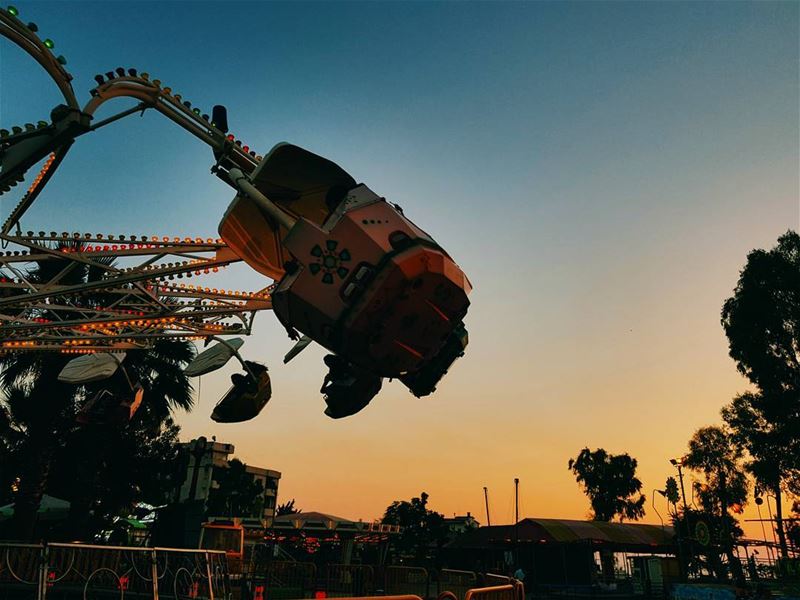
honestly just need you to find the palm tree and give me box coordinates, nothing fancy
[0,401,23,505]
[0,244,196,540]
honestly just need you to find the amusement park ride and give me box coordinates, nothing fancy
[0,7,471,423]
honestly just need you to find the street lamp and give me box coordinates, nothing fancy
[652,489,666,530]
[669,456,689,512]
[669,456,691,581]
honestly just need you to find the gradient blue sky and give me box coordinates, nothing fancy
[1,2,798,528]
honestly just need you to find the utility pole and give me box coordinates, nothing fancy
[483,487,491,526]
[676,463,688,513]
[670,457,691,580]
[514,478,520,569]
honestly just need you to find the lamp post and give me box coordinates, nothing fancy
[670,457,689,513]
[670,457,690,580]
[514,478,519,569]
[652,489,666,530]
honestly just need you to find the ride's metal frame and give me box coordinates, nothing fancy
[0,6,271,353]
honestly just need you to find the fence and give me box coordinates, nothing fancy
[0,542,230,600]
[234,564,523,600]
[464,585,516,600]
[383,567,428,598]
[437,570,478,600]
[239,561,317,600]
[481,576,511,588]
[325,565,375,598]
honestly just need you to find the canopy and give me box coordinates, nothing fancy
[272,511,360,532]
[184,338,244,377]
[58,352,125,384]
[447,518,674,551]
[0,494,71,522]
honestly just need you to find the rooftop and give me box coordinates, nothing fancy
[447,518,674,551]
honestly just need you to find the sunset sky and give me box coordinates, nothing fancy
[1,1,798,537]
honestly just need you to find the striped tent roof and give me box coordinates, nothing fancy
[520,518,673,545]
[447,518,674,550]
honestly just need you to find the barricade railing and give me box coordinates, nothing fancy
[325,564,375,598]
[0,541,231,600]
[514,580,525,600]
[319,596,422,600]
[463,584,516,600]
[383,566,429,598]
[437,569,478,600]
[482,575,512,587]
[241,560,317,600]
[1,542,43,599]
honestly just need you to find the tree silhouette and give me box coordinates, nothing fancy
[722,230,800,409]
[721,231,800,561]
[567,448,646,522]
[383,492,449,564]
[722,392,799,558]
[276,499,301,516]
[683,426,747,584]
[206,459,264,518]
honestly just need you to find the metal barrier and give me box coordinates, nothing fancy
[318,597,422,600]
[240,561,317,600]
[437,570,477,600]
[463,585,516,600]
[482,575,511,587]
[515,580,525,600]
[325,565,375,598]
[383,567,428,598]
[1,543,42,599]
[0,541,231,600]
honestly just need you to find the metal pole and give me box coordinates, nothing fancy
[651,490,665,530]
[756,502,775,564]
[514,478,519,570]
[37,543,47,600]
[672,461,691,580]
[484,487,491,527]
[205,551,215,600]
[151,548,160,600]
[227,168,297,231]
[765,496,780,547]
[210,335,258,379]
[677,465,688,513]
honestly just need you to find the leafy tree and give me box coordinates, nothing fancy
[276,499,301,516]
[567,448,646,521]
[722,392,800,558]
[206,459,264,518]
[721,230,800,408]
[720,233,800,561]
[0,355,83,539]
[45,413,184,539]
[382,492,449,564]
[683,426,747,584]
